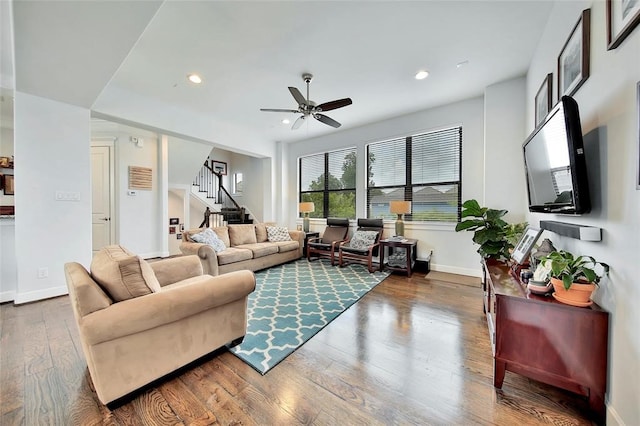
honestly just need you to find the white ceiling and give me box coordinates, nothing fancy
[8,1,555,146]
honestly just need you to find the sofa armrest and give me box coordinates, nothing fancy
[289,230,304,256]
[80,270,256,345]
[180,241,220,276]
[149,255,203,287]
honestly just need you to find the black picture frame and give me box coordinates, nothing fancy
[169,217,179,225]
[558,9,591,98]
[4,175,14,195]
[212,160,227,176]
[607,0,640,50]
[535,73,553,127]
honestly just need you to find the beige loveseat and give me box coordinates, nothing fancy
[64,246,255,405]
[180,223,304,276]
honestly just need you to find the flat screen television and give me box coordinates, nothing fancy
[523,95,590,214]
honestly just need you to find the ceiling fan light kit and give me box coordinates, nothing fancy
[260,73,352,130]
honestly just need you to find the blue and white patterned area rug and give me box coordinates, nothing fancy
[229,259,390,374]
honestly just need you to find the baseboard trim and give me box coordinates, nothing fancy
[606,404,624,426]
[14,286,68,305]
[0,290,16,303]
[431,264,482,278]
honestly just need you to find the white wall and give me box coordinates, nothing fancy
[14,92,92,303]
[168,189,184,255]
[286,96,488,276]
[484,77,528,224]
[114,129,163,257]
[526,2,640,424]
[229,152,266,222]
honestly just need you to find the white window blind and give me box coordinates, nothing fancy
[367,127,462,222]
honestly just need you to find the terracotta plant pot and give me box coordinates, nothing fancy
[550,277,596,307]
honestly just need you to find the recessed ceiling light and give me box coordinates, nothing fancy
[187,73,202,84]
[282,119,290,124]
[415,70,429,80]
[456,60,469,69]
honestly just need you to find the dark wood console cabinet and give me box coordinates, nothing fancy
[482,259,608,423]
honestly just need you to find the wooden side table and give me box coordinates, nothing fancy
[379,238,418,276]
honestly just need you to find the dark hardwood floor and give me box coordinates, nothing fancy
[1,271,597,425]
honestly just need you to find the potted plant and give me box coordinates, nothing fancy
[541,250,610,307]
[454,199,527,260]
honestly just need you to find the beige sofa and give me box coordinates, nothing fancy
[64,248,255,405]
[180,223,304,276]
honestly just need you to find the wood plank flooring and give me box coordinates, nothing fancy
[1,271,597,425]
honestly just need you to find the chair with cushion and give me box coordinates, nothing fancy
[307,218,350,264]
[64,245,256,405]
[338,218,384,273]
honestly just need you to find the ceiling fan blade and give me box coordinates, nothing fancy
[288,87,307,106]
[260,108,299,113]
[315,114,341,128]
[317,98,352,112]
[292,115,306,130]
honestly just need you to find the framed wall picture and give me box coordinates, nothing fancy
[212,160,227,175]
[169,217,179,225]
[607,0,640,50]
[535,73,553,127]
[4,175,14,195]
[558,9,591,98]
[511,227,543,265]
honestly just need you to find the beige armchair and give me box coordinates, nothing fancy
[64,247,255,405]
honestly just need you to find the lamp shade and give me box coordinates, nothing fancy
[299,202,315,213]
[389,200,411,215]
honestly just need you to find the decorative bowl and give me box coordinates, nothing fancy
[527,280,553,295]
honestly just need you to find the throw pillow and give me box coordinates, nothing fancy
[190,228,226,253]
[348,230,378,250]
[91,245,161,302]
[228,224,258,246]
[267,226,292,242]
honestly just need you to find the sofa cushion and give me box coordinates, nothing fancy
[216,247,253,265]
[255,222,277,243]
[273,240,300,253]
[267,226,292,242]
[228,224,257,246]
[236,243,279,259]
[348,230,379,250]
[90,245,161,302]
[190,228,226,253]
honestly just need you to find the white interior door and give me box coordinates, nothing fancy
[91,145,114,254]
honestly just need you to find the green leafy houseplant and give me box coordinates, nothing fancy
[541,250,610,290]
[454,199,527,260]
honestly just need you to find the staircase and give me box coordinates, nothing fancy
[192,161,253,225]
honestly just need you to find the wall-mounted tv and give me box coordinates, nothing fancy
[523,95,590,214]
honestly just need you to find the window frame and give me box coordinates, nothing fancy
[299,147,357,219]
[366,126,462,223]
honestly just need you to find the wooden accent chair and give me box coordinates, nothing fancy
[307,218,350,264]
[338,218,384,273]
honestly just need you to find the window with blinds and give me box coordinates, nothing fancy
[367,126,462,222]
[299,147,357,219]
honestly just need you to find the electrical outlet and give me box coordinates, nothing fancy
[37,267,48,279]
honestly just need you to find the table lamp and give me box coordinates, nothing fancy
[299,202,315,232]
[389,200,411,237]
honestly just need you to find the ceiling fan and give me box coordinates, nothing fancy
[260,73,352,130]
